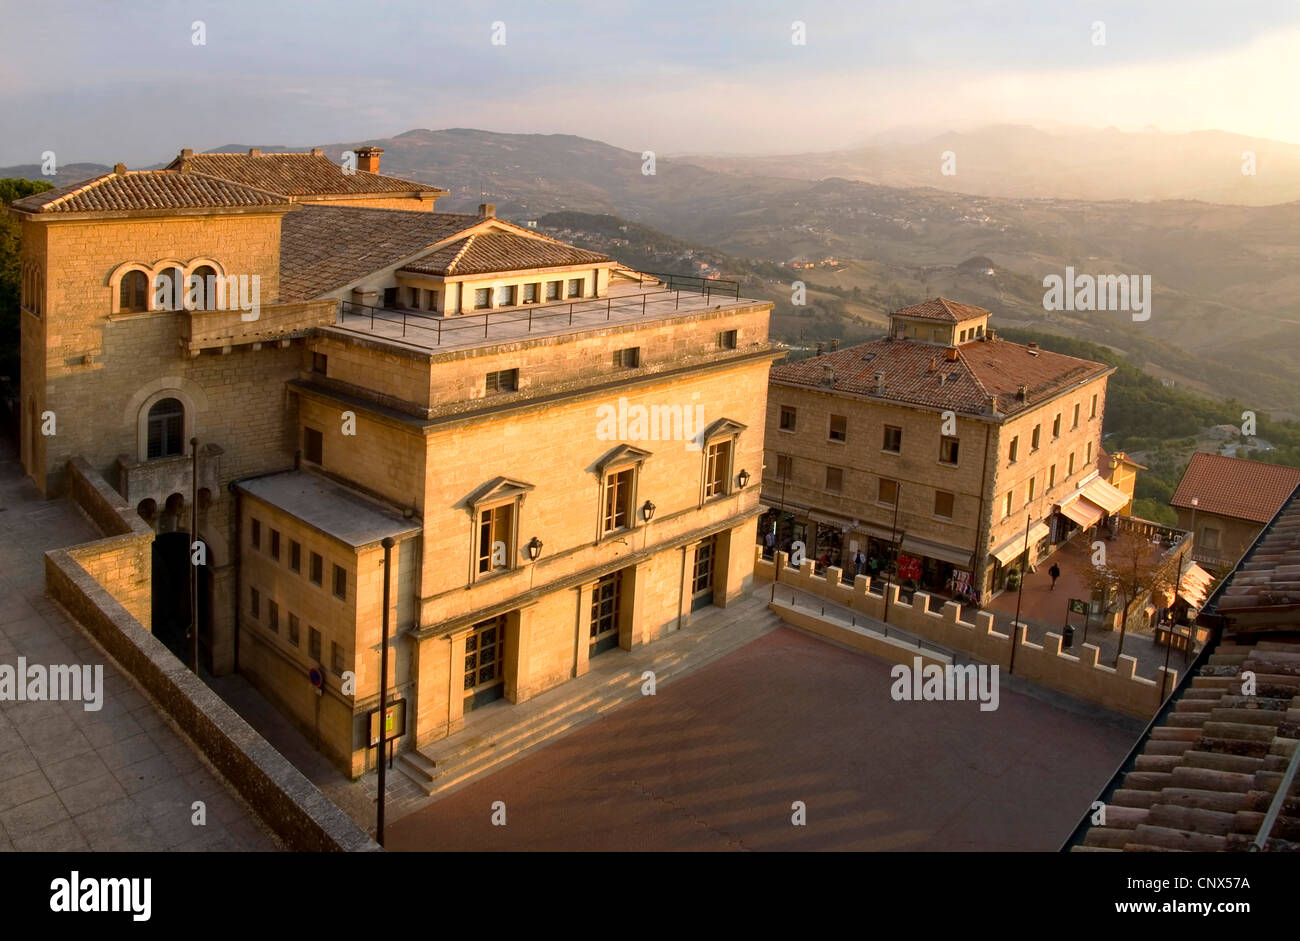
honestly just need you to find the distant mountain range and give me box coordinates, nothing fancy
[4,126,1299,415]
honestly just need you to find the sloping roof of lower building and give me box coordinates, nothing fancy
[1171,451,1300,524]
[9,168,291,214]
[166,150,447,197]
[400,230,608,276]
[892,297,990,323]
[235,471,420,549]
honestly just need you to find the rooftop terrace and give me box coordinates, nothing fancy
[327,277,764,355]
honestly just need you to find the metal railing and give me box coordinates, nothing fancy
[635,270,741,301]
[338,287,690,347]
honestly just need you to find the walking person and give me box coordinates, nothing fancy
[1049,562,1061,591]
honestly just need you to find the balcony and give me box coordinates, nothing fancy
[181,299,337,355]
[116,444,224,509]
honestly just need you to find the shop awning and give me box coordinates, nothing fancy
[900,536,972,568]
[1059,497,1104,529]
[1177,562,1214,609]
[1080,477,1130,514]
[990,522,1049,566]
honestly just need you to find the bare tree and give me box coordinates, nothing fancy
[1084,529,1175,665]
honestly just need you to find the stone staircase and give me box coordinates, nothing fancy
[397,588,782,800]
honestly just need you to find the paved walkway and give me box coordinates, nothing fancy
[0,437,277,851]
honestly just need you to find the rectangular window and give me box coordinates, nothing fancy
[828,415,847,442]
[718,329,738,350]
[1202,526,1220,550]
[1031,425,1041,451]
[776,454,792,480]
[546,280,561,300]
[1027,477,1036,503]
[309,628,321,662]
[250,518,261,551]
[825,466,843,493]
[495,284,515,307]
[310,552,323,586]
[383,287,397,308]
[1072,403,1080,429]
[1090,393,1098,419]
[290,540,301,573]
[250,587,260,619]
[567,278,582,298]
[1048,464,1057,489]
[779,406,797,431]
[408,287,420,308]
[1003,491,1013,518]
[603,468,633,532]
[882,425,902,453]
[477,503,514,575]
[940,437,959,465]
[426,290,439,312]
[1086,441,1093,464]
[522,282,538,303]
[270,529,280,562]
[288,613,300,646]
[331,642,344,677]
[486,368,518,394]
[474,288,491,309]
[267,600,279,633]
[333,564,347,601]
[704,439,732,498]
[1067,452,1076,477]
[613,347,640,368]
[878,478,898,506]
[1052,414,1061,439]
[311,352,327,375]
[304,427,323,465]
[1008,436,1019,463]
[934,490,954,519]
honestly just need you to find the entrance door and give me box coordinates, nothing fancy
[691,536,716,611]
[463,615,507,712]
[589,573,621,656]
[151,532,191,662]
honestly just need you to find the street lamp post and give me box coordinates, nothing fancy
[189,437,200,674]
[1009,513,1031,674]
[376,535,395,847]
[883,485,902,625]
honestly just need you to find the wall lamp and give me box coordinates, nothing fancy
[737,469,751,489]
[641,500,657,523]
[526,536,544,561]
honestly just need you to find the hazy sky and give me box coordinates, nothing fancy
[1,0,1297,165]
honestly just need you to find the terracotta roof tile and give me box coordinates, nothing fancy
[1216,490,1300,612]
[1171,452,1300,524]
[400,230,608,277]
[892,297,990,323]
[167,151,446,198]
[769,334,1109,417]
[279,206,478,302]
[9,169,290,213]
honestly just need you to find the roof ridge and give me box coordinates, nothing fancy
[953,345,991,398]
[442,233,477,275]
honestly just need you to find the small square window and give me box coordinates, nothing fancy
[486,368,518,393]
[776,454,793,479]
[304,427,323,465]
[829,415,847,442]
[382,287,397,308]
[309,628,322,662]
[288,613,300,646]
[311,352,327,375]
[495,284,515,306]
[567,278,582,298]
[613,347,640,368]
[878,478,898,506]
[718,329,738,350]
[425,290,439,312]
[546,280,561,300]
[883,426,902,453]
[290,540,301,573]
[408,286,420,308]
[940,437,959,465]
[333,564,347,601]
[474,288,491,309]
[779,406,797,431]
[522,282,538,303]
[934,490,954,519]
[310,552,323,586]
[825,466,843,493]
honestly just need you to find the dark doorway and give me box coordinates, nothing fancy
[690,536,716,611]
[152,531,191,661]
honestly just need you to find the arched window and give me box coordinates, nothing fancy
[146,398,185,459]
[189,265,217,310]
[120,270,149,313]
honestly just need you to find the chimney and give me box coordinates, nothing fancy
[929,357,938,372]
[873,371,885,393]
[180,148,193,159]
[478,203,496,219]
[986,394,1000,415]
[1016,384,1028,402]
[944,347,959,361]
[1027,341,1038,349]
[114,162,127,176]
[830,338,839,351]
[248,148,262,157]
[355,146,384,173]
[821,364,836,387]
[310,148,323,156]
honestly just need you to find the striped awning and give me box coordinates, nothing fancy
[1177,562,1215,610]
[990,522,1050,566]
[1059,497,1104,529]
[1080,477,1130,515]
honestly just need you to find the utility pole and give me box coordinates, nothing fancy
[190,437,199,673]
[376,536,395,847]
[883,485,902,625]
[1009,513,1031,674]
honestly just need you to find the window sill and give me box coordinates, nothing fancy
[881,449,901,456]
[937,461,958,468]
[828,437,846,444]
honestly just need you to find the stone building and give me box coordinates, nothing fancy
[1170,451,1300,573]
[761,298,1123,602]
[10,149,774,776]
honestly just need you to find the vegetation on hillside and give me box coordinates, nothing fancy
[0,178,54,383]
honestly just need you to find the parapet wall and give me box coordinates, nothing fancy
[64,456,153,630]
[756,547,1173,718]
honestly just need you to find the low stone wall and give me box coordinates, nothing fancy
[64,456,153,629]
[771,601,949,670]
[48,459,377,852]
[757,547,1173,718]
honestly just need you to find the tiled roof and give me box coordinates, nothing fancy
[400,230,608,276]
[1074,635,1300,852]
[892,297,990,323]
[9,169,290,213]
[1171,452,1300,524]
[1216,488,1300,612]
[279,206,479,302]
[769,334,1109,417]
[166,151,446,197]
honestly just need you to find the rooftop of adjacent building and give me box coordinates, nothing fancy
[1171,451,1300,524]
[1211,482,1300,614]
[8,163,293,214]
[770,299,1111,418]
[165,147,448,198]
[234,470,421,549]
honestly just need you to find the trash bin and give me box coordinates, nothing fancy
[1063,624,1075,649]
